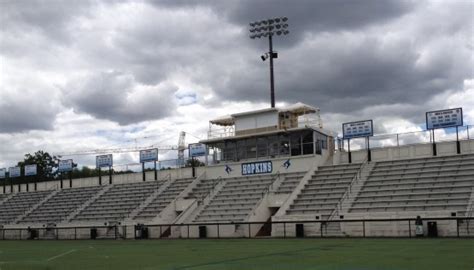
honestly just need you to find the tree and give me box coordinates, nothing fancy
[17,150,58,181]
[185,158,205,168]
[71,166,101,179]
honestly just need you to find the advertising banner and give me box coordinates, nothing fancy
[140,149,158,163]
[96,154,113,168]
[189,143,207,158]
[25,164,37,176]
[342,120,374,139]
[58,159,73,172]
[9,166,21,178]
[426,108,463,130]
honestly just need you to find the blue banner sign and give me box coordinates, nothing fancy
[241,161,273,175]
[426,108,463,130]
[0,168,6,179]
[189,143,206,158]
[96,154,113,168]
[25,164,37,176]
[140,149,158,163]
[9,166,21,178]
[58,159,73,172]
[342,120,374,139]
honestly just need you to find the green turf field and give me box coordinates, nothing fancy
[0,239,472,270]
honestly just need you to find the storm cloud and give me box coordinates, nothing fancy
[0,0,472,167]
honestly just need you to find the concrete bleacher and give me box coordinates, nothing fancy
[72,181,163,222]
[275,172,306,194]
[19,186,103,224]
[350,154,474,214]
[286,163,362,218]
[184,178,222,202]
[134,177,194,220]
[0,190,53,225]
[0,193,9,203]
[194,175,276,223]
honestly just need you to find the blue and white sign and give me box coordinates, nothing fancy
[342,120,374,139]
[58,159,73,172]
[426,108,463,130]
[189,143,206,158]
[9,166,21,178]
[0,168,6,179]
[25,164,37,176]
[140,148,158,163]
[96,154,113,168]
[242,161,273,175]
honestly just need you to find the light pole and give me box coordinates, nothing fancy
[249,17,289,108]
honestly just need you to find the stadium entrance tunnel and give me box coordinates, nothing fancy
[27,227,38,240]
[134,224,149,239]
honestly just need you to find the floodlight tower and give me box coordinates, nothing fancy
[249,17,289,108]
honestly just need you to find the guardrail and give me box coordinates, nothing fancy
[337,124,473,151]
[327,159,368,221]
[1,216,472,240]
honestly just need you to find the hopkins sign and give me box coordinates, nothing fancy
[58,159,73,172]
[140,149,158,163]
[426,108,463,130]
[96,154,113,168]
[189,143,206,158]
[342,120,374,139]
[241,161,273,176]
[25,164,37,176]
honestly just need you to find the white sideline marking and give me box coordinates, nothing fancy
[47,249,77,262]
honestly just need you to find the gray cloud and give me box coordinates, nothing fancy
[204,1,473,118]
[62,71,178,125]
[0,87,59,133]
[0,0,93,44]
[149,0,413,46]
[0,0,472,169]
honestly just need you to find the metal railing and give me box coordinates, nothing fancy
[2,216,473,240]
[327,161,368,221]
[195,176,223,204]
[337,124,473,152]
[247,172,282,218]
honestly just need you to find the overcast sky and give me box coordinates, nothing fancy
[0,0,473,169]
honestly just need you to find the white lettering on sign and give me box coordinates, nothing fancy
[241,161,273,175]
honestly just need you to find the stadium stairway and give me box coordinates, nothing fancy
[132,177,195,221]
[328,162,375,219]
[65,184,114,223]
[177,176,227,224]
[285,163,363,219]
[0,193,15,207]
[126,176,175,221]
[271,163,366,237]
[17,186,104,225]
[14,188,61,224]
[70,180,165,224]
[190,172,309,224]
[0,189,56,225]
[192,175,277,223]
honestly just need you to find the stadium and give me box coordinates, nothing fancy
[1,1,474,270]
[1,102,473,269]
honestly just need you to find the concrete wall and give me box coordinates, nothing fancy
[198,151,330,180]
[1,169,194,194]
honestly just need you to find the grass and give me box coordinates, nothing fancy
[0,238,472,270]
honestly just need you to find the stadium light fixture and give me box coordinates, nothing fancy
[249,17,289,108]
